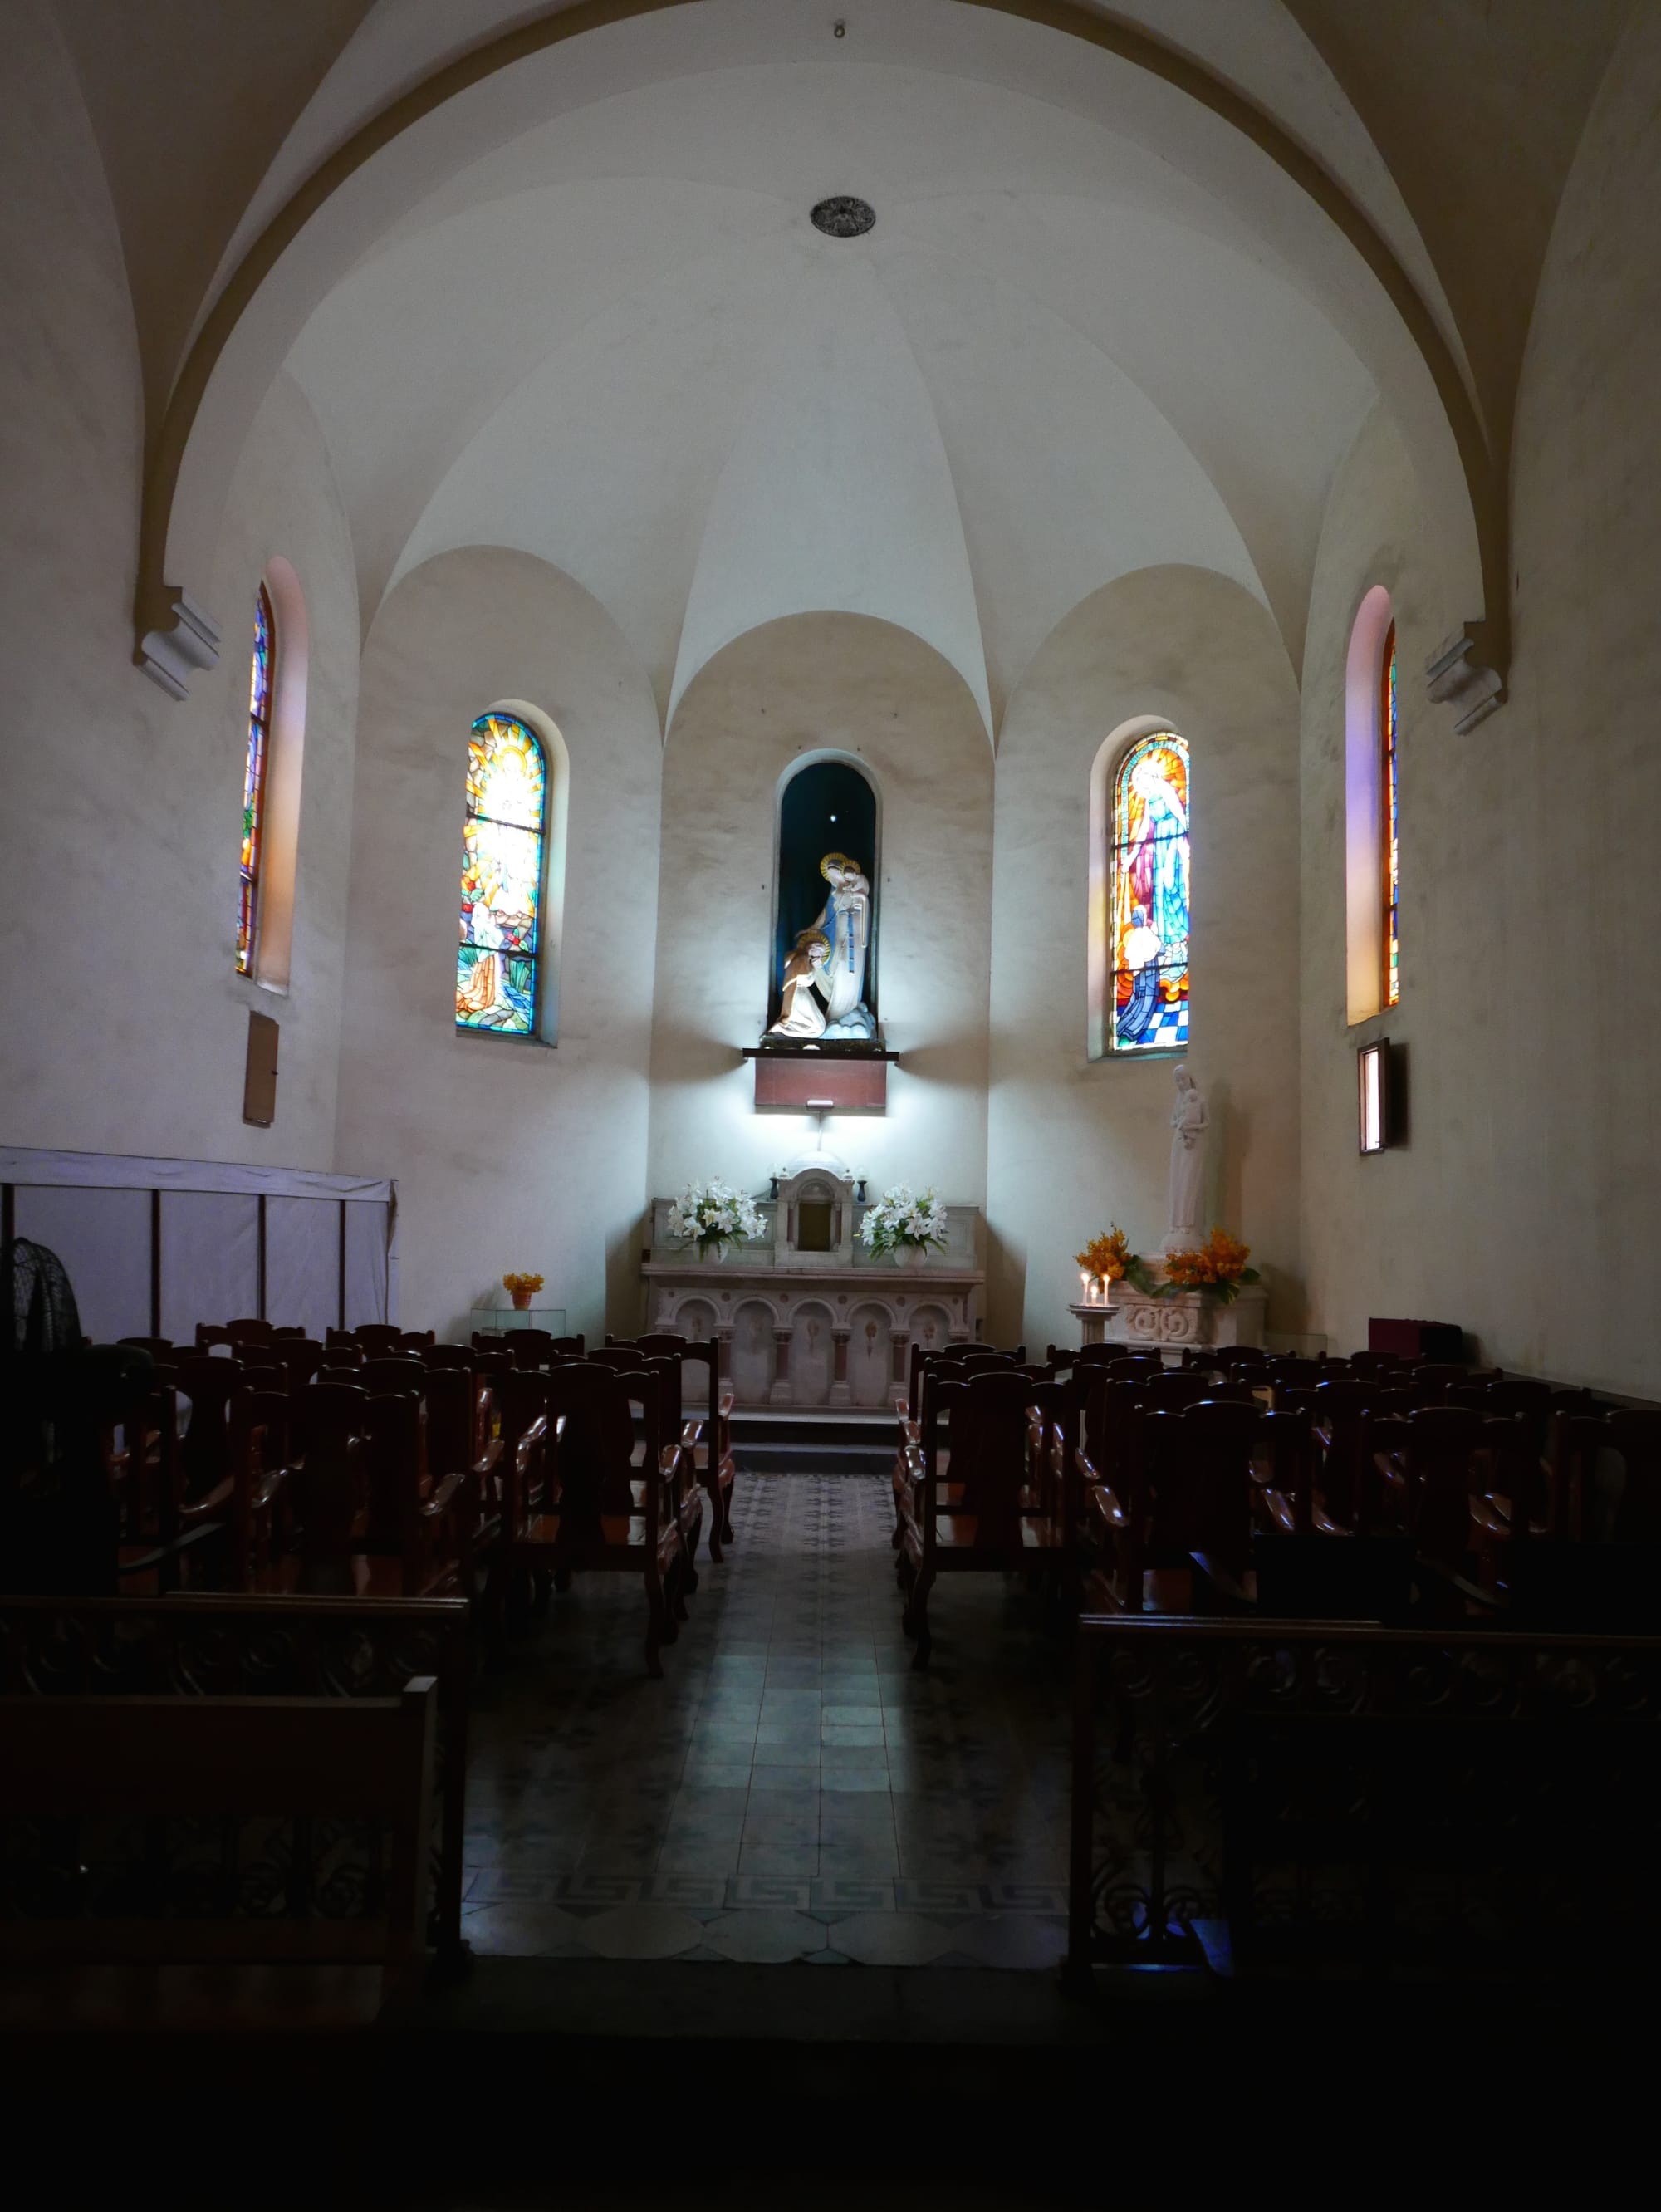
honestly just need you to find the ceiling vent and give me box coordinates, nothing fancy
[811,196,875,238]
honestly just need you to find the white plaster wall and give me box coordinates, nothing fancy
[1298,7,1661,1395]
[987,567,1302,1354]
[333,549,661,1342]
[647,615,992,1263]
[0,7,357,1167]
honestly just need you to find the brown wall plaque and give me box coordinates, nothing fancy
[752,1053,887,1112]
[243,1009,278,1126]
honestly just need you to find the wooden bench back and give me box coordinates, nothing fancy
[0,1676,436,1989]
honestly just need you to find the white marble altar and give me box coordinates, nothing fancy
[643,1170,982,1408]
[1098,1280,1266,1350]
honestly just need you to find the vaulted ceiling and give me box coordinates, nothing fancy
[49,0,1634,734]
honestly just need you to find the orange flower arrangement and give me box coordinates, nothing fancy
[502,1272,544,1296]
[1161,1229,1258,1302]
[1075,1226,1132,1283]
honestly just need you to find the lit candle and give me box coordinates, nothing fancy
[1080,1270,1092,1306]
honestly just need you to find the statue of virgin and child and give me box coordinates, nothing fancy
[768,852,876,1042]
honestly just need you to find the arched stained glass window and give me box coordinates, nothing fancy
[457,711,547,1034]
[1110,731,1190,1054]
[236,583,274,974]
[1381,623,1399,1008]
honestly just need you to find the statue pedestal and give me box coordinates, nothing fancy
[1100,1282,1267,1351]
[1067,1300,1115,1346]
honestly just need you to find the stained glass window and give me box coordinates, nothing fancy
[457,712,546,1034]
[1110,731,1189,1054]
[1382,623,1399,1008]
[236,584,275,974]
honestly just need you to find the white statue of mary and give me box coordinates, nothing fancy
[1164,1064,1209,1253]
[808,852,875,1040]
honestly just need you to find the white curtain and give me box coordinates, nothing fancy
[13,1184,150,1342]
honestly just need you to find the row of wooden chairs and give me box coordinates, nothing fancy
[890,1342,1659,1661]
[105,1322,735,1678]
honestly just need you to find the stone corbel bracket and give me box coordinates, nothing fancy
[1425,626,1504,734]
[137,589,221,701]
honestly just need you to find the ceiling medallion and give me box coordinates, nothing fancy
[811,195,875,238]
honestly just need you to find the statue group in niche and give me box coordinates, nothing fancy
[769,852,875,1042]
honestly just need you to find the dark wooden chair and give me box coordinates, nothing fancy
[424,1364,503,1584]
[118,1336,174,1362]
[173,1355,247,1505]
[1367,1404,1528,1615]
[590,1350,703,1586]
[353,1324,408,1355]
[282,1381,371,1595]
[1347,1349,1409,1379]
[360,1354,425,1396]
[899,1370,1068,1666]
[264,1336,323,1387]
[1083,1397,1301,1614]
[224,1317,275,1347]
[421,1343,474,1371]
[538,1361,688,1677]
[616,1335,735,1562]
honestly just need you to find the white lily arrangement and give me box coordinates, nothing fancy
[667,1178,765,1258]
[860,1184,948,1258]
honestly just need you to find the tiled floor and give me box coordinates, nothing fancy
[462,1473,1071,1968]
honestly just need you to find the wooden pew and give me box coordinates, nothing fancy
[1068,1615,1661,1984]
[0,1675,436,2023]
[0,1592,471,1973]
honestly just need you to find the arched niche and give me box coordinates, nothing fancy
[770,753,880,1032]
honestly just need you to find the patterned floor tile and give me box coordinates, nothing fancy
[822,1910,957,1966]
[463,1472,1071,1969]
[702,1910,826,1963]
[581,1901,708,1959]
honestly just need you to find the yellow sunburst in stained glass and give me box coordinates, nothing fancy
[458,713,547,1034]
[1110,731,1190,1053]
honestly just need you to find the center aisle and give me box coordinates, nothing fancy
[462,1473,1071,1967]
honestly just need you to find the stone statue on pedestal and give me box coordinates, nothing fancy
[1163,1063,1208,1253]
[767,852,875,1042]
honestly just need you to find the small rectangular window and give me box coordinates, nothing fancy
[1358,1038,1392,1154]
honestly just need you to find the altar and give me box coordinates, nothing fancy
[643,1165,983,1409]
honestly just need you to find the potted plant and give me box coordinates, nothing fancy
[861,1184,948,1268]
[666,1179,764,1260]
[502,1270,544,1312]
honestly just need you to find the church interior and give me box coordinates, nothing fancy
[3,0,1659,2187]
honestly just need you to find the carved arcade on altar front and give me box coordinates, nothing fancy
[644,1162,983,1410]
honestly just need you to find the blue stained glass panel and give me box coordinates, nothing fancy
[458,713,546,1032]
[237,586,274,975]
[1110,731,1190,1054]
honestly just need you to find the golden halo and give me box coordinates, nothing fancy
[820,851,857,880]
